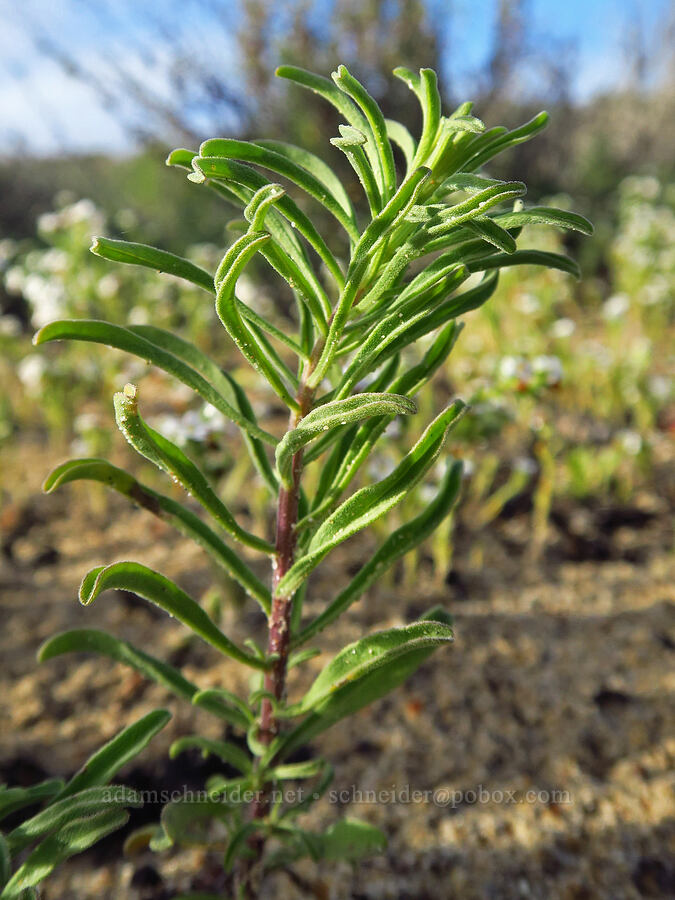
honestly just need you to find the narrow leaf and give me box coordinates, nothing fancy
[90,237,214,293]
[43,459,271,610]
[114,385,274,554]
[1,809,129,897]
[170,737,251,775]
[7,786,141,853]
[54,710,171,801]
[275,622,452,760]
[79,561,268,670]
[275,393,416,488]
[493,206,594,235]
[277,402,466,597]
[33,320,277,446]
[295,460,463,645]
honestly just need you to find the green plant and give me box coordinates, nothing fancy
[34,65,590,896]
[0,712,170,898]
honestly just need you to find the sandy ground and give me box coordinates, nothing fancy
[1,440,673,899]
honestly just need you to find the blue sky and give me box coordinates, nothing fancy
[0,0,670,155]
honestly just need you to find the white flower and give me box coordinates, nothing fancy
[602,293,629,321]
[648,375,671,400]
[0,315,21,337]
[514,292,541,314]
[617,429,642,456]
[23,275,65,328]
[4,266,25,294]
[550,317,575,339]
[37,212,60,234]
[532,355,563,386]
[17,354,46,391]
[41,249,68,273]
[128,305,150,325]
[74,413,99,433]
[498,355,531,383]
[97,273,119,299]
[0,238,17,262]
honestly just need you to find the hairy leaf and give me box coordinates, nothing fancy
[276,402,466,597]
[79,561,268,670]
[275,393,416,488]
[43,459,271,609]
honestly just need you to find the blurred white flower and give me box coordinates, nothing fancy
[617,429,642,456]
[17,354,46,391]
[0,315,21,337]
[532,354,563,385]
[37,212,60,234]
[550,317,575,339]
[97,273,119,299]
[515,292,541,314]
[41,249,68,273]
[462,458,475,477]
[648,375,671,400]
[498,355,531,383]
[128,305,150,325]
[74,413,99,433]
[23,275,65,327]
[4,266,25,294]
[236,274,257,305]
[602,293,629,321]
[0,238,17,262]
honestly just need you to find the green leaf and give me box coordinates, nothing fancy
[277,402,466,597]
[465,111,550,171]
[199,139,358,241]
[190,156,344,288]
[113,384,274,554]
[43,459,271,610]
[468,249,581,279]
[191,689,253,730]
[319,818,387,861]
[1,808,129,897]
[335,265,468,397]
[256,139,355,223]
[493,206,594,235]
[90,236,214,292]
[39,628,205,710]
[169,737,251,775]
[466,217,517,253]
[407,180,527,233]
[54,710,171,802]
[0,782,64,824]
[298,621,453,714]
[295,460,463,646]
[394,67,441,169]
[127,325,277,494]
[0,834,9,890]
[331,124,382,214]
[274,621,453,760]
[275,393,416,488]
[385,118,416,170]
[269,759,326,781]
[223,822,259,872]
[79,561,268,670]
[7,786,141,854]
[214,230,298,408]
[333,65,397,202]
[308,167,432,390]
[33,320,277,447]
